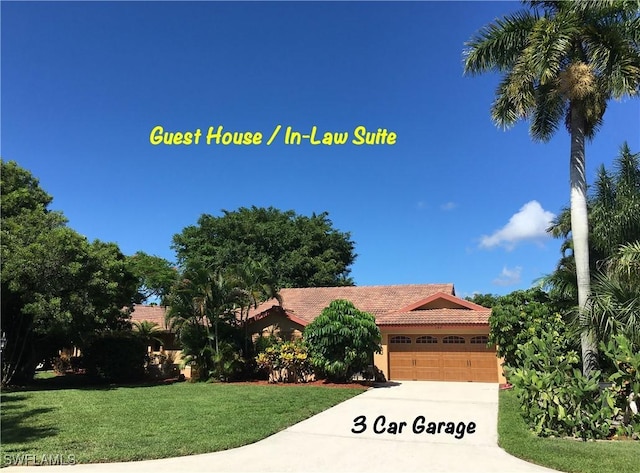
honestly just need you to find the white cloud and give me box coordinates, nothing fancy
[440,202,457,211]
[479,200,555,250]
[416,201,427,210]
[492,266,522,286]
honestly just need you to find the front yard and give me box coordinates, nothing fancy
[1,380,365,465]
[499,388,640,473]
[4,378,639,471]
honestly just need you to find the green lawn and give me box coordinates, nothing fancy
[1,380,365,465]
[498,388,640,473]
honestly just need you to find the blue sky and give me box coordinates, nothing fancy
[2,1,639,298]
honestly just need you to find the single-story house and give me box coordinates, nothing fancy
[130,283,505,383]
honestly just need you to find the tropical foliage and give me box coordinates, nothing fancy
[165,266,247,381]
[546,144,640,346]
[132,320,164,348]
[507,327,640,440]
[508,330,618,440]
[464,0,640,374]
[231,259,281,354]
[163,259,288,382]
[304,299,381,382]
[488,288,569,369]
[603,335,640,437]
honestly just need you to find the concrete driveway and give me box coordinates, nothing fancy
[4,381,559,473]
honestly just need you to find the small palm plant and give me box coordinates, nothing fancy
[132,321,164,351]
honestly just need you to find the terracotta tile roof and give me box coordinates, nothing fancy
[248,284,459,324]
[375,308,491,326]
[131,284,490,329]
[130,305,168,329]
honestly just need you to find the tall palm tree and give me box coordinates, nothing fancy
[464,1,640,374]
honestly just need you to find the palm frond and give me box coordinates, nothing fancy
[527,13,579,85]
[531,81,567,140]
[463,10,539,75]
[491,64,537,128]
[604,240,640,280]
[587,270,640,344]
[546,206,572,238]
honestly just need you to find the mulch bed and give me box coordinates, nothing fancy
[229,379,374,389]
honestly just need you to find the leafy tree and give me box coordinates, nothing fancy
[464,1,640,374]
[304,299,381,382]
[172,206,356,287]
[1,160,138,385]
[127,251,178,304]
[488,288,569,369]
[465,293,500,308]
[0,160,55,218]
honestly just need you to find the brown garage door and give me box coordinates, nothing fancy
[388,335,497,382]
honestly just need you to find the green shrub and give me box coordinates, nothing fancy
[603,335,640,439]
[255,340,312,383]
[210,341,246,382]
[176,321,249,382]
[508,331,618,440]
[254,332,280,355]
[83,332,146,382]
[304,299,381,382]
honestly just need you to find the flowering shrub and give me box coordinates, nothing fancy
[255,341,313,383]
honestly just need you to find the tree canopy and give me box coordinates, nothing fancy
[127,251,177,304]
[465,293,500,308]
[1,160,138,385]
[172,206,356,287]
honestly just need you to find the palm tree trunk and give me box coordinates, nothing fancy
[569,101,597,376]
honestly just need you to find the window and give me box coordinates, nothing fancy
[442,336,465,344]
[416,336,437,344]
[389,335,411,344]
[470,336,489,345]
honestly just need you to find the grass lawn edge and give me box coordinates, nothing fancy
[498,388,640,473]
